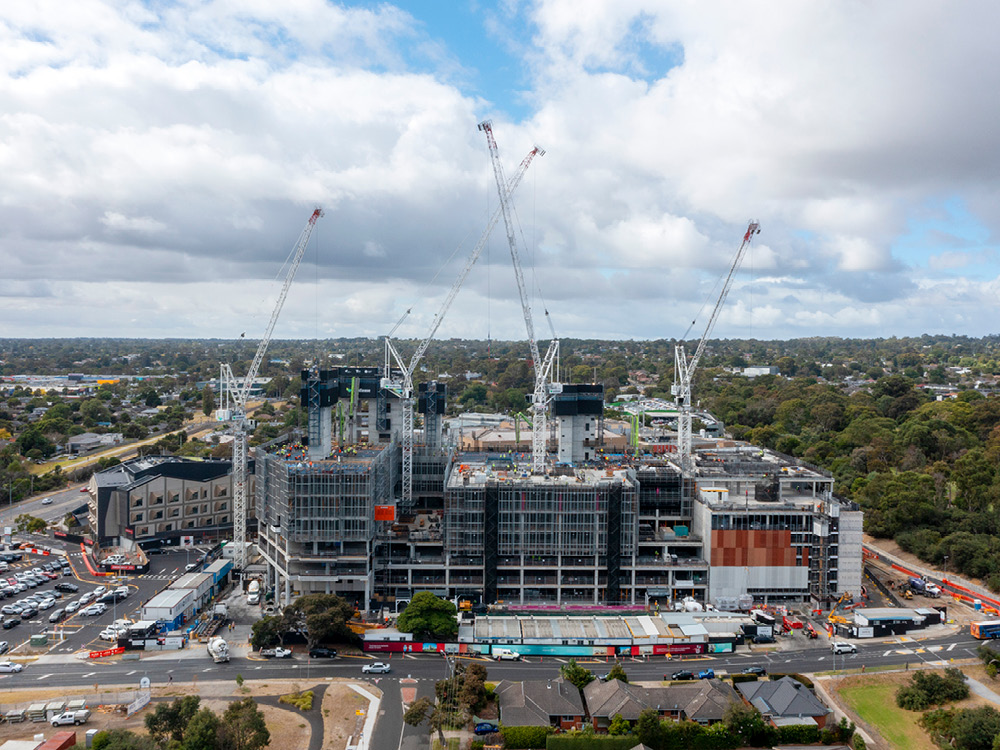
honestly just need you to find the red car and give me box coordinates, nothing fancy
[42,572,58,580]
[5,579,15,587]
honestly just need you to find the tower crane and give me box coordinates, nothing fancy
[673,221,760,473]
[218,208,323,570]
[382,139,545,506]
[479,119,559,474]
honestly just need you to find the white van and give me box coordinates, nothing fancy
[493,648,521,661]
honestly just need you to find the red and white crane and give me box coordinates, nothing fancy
[218,208,323,570]
[673,221,760,473]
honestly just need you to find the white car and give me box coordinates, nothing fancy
[92,586,106,597]
[832,642,857,655]
[114,587,129,598]
[79,593,95,606]
[361,661,391,674]
[41,498,52,506]
[82,604,107,617]
[99,629,121,641]
[37,599,55,611]
[0,662,22,673]
[65,601,81,614]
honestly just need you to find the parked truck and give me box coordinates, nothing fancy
[207,637,230,663]
[259,646,292,659]
[51,709,91,727]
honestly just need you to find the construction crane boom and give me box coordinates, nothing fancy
[383,140,544,506]
[479,119,556,473]
[674,221,759,472]
[224,208,323,571]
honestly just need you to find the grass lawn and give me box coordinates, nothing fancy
[839,682,936,750]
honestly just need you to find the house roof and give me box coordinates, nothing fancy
[736,677,831,720]
[583,679,740,723]
[495,679,584,726]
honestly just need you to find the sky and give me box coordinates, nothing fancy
[3,1,1000,345]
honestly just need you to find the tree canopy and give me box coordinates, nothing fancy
[396,591,458,640]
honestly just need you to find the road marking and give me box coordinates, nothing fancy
[883,650,892,657]
[896,649,914,655]
[816,656,825,661]
[255,666,262,670]
[36,674,52,680]
[927,646,943,653]
[126,670,136,676]
[555,658,567,663]
[947,643,956,651]
[202,668,213,672]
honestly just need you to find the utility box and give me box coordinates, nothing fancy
[30,634,47,647]
[86,728,100,747]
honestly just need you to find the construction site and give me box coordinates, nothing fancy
[199,122,866,616]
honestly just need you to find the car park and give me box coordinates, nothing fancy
[361,662,391,674]
[2,619,19,630]
[671,670,695,681]
[92,587,106,597]
[79,593,95,605]
[145,547,164,555]
[1,605,21,616]
[19,607,37,620]
[0,661,22,673]
[309,647,337,658]
[47,591,62,599]
[99,628,121,642]
[0,642,8,656]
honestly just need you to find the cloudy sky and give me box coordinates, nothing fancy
[2,1,999,344]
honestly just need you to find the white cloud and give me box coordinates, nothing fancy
[2,1,1000,341]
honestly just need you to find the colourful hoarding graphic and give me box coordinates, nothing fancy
[374,505,395,522]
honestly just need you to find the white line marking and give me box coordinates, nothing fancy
[947,643,956,651]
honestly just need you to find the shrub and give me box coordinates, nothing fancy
[897,685,932,711]
[279,690,314,711]
[777,725,820,744]
[852,734,867,750]
[768,673,814,689]
[501,725,555,749]
[545,738,642,750]
[730,674,759,684]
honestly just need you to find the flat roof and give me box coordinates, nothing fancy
[855,607,922,621]
[447,461,634,489]
[171,572,212,590]
[143,589,193,609]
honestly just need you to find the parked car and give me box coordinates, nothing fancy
[48,609,65,623]
[742,666,767,676]
[145,547,164,555]
[79,593,95,606]
[474,722,499,736]
[309,647,337,659]
[19,607,37,620]
[99,629,121,642]
[671,670,695,681]
[752,635,775,644]
[361,662,391,674]
[51,709,90,726]
[698,669,716,680]
[0,641,8,655]
[832,642,857,655]
[55,583,78,593]
[83,604,107,617]
[0,661,22,673]
[260,647,292,659]
[65,602,81,614]
[92,586,106,597]
[2,619,19,630]
[1,605,21,616]
[37,599,55,611]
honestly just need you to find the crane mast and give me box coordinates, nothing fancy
[382,140,545,506]
[479,119,556,474]
[673,221,759,473]
[223,208,323,571]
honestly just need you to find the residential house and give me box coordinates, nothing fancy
[494,679,585,731]
[736,677,832,729]
[583,679,741,732]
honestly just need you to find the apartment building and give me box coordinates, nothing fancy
[88,456,245,548]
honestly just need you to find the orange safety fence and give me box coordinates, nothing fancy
[79,543,110,577]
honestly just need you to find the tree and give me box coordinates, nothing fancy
[605,662,629,683]
[202,387,215,417]
[951,707,1000,750]
[183,708,221,750]
[560,659,595,690]
[281,593,354,648]
[396,591,458,640]
[608,713,631,736]
[636,708,666,748]
[14,514,45,534]
[218,697,270,750]
[724,701,775,746]
[146,695,201,747]
[403,696,446,744]
[250,616,284,649]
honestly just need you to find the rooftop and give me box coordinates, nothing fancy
[447,461,634,489]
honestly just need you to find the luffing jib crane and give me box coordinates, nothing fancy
[479,119,559,474]
[218,208,323,570]
[382,137,545,506]
[673,221,760,473]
